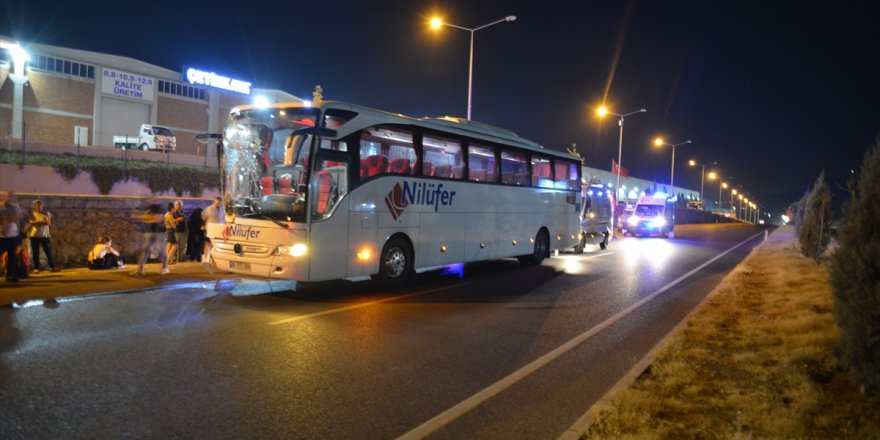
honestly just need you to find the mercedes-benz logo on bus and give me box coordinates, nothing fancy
[233,243,243,255]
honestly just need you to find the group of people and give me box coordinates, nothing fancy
[1,191,225,282]
[128,197,223,276]
[2,191,59,282]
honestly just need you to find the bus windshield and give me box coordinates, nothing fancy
[222,106,320,222]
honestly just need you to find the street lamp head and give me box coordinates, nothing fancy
[596,106,609,117]
[732,189,738,195]
[638,108,647,113]
[688,159,697,166]
[654,137,665,147]
[429,17,443,29]
[505,15,517,21]
[685,139,692,144]
[707,171,718,180]
[722,182,728,189]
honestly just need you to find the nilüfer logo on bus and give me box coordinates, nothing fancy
[222,224,261,241]
[384,181,457,221]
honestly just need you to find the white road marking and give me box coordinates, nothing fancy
[268,283,469,325]
[396,230,766,440]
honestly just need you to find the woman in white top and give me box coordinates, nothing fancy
[88,235,123,270]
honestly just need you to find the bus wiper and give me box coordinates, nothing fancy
[244,212,290,229]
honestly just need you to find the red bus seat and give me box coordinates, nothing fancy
[316,170,332,215]
[261,176,274,195]
[433,164,452,178]
[362,155,389,178]
[389,158,412,174]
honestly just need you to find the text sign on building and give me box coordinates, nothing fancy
[101,68,155,101]
[184,66,251,95]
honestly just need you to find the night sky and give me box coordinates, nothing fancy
[3,0,879,217]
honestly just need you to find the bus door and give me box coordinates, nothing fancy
[307,149,351,282]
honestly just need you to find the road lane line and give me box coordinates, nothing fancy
[397,230,766,440]
[268,283,470,325]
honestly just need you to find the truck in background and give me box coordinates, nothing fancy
[113,124,177,152]
[626,193,675,237]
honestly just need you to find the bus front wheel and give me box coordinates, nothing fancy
[377,236,413,286]
[519,229,548,265]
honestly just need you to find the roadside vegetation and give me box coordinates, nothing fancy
[584,140,880,438]
[0,151,219,196]
[582,226,879,438]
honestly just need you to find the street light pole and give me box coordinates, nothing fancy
[598,107,647,200]
[655,138,691,190]
[431,15,517,121]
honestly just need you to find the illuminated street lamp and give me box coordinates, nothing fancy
[430,15,517,121]
[720,181,729,209]
[689,159,717,204]
[654,137,691,190]
[597,106,647,199]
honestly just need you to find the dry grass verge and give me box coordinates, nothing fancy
[584,226,880,439]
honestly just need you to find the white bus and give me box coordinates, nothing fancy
[207,101,582,286]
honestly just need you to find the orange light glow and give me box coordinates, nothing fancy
[356,247,372,261]
[597,106,609,117]
[429,17,443,29]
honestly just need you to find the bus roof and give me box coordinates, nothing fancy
[230,101,579,160]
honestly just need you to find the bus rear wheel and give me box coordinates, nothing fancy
[377,236,412,286]
[519,229,548,265]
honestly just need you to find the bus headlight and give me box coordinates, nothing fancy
[651,217,666,227]
[275,243,308,257]
[628,216,639,227]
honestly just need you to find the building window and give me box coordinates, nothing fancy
[157,79,207,101]
[29,53,95,79]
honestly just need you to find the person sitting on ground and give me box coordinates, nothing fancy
[88,235,124,270]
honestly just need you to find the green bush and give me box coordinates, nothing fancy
[1,151,219,196]
[830,139,880,394]
[798,171,832,262]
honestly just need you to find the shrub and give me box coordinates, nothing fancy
[830,139,880,394]
[798,171,832,262]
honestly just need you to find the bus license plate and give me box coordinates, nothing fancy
[230,261,251,270]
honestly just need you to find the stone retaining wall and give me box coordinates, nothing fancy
[12,194,214,268]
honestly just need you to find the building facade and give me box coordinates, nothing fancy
[0,37,301,156]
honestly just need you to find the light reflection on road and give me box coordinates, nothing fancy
[617,236,675,271]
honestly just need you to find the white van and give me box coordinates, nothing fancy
[626,193,674,237]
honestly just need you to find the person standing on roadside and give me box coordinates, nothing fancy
[164,202,182,265]
[200,197,225,268]
[28,200,59,273]
[173,200,188,263]
[0,191,24,282]
[132,198,169,276]
[187,206,204,262]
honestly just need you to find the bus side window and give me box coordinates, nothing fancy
[501,149,528,186]
[468,144,496,182]
[423,134,463,179]
[531,155,552,188]
[555,159,580,191]
[359,127,413,180]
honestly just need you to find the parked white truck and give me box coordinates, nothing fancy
[113,124,177,151]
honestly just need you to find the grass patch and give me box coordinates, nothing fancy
[584,226,880,439]
[0,151,219,196]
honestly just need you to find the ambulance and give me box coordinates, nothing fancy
[626,193,675,237]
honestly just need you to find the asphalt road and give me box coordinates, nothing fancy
[0,223,770,439]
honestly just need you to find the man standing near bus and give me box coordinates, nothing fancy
[131,198,169,276]
[201,197,224,273]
